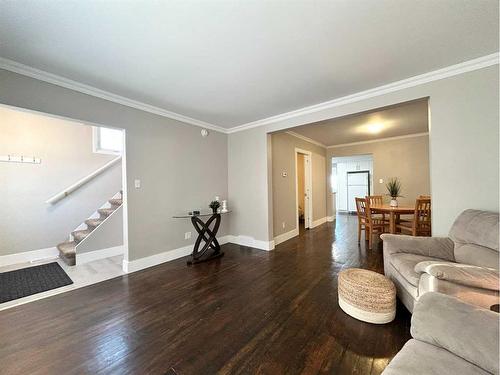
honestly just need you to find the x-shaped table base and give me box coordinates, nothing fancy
[188,213,224,265]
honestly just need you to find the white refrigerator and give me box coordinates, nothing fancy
[347,171,370,212]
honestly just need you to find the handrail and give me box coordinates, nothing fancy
[46,156,122,204]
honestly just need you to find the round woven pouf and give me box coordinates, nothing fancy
[338,268,396,324]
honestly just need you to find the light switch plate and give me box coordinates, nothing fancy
[185,232,191,240]
[134,179,141,188]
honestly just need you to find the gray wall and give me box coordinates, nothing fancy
[0,106,122,255]
[326,134,431,217]
[228,65,499,240]
[228,128,270,241]
[1,64,497,256]
[0,69,228,262]
[271,132,327,237]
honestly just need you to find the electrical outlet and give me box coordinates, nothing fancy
[379,178,384,184]
[134,179,141,188]
[184,232,191,240]
[282,222,286,229]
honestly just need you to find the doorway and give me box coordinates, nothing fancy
[331,154,374,213]
[0,104,129,309]
[295,148,312,230]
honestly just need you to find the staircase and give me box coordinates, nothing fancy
[57,191,123,266]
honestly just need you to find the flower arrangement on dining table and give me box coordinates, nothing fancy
[386,177,403,207]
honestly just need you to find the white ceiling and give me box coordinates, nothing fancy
[287,99,429,146]
[0,1,498,129]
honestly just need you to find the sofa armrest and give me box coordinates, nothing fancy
[411,292,499,375]
[415,261,500,291]
[380,234,455,261]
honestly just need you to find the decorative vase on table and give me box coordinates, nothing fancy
[386,177,402,208]
[209,200,220,214]
[221,200,228,213]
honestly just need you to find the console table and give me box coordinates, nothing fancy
[173,211,231,265]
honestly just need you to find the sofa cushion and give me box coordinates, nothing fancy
[449,210,499,269]
[411,293,499,375]
[419,273,500,310]
[382,339,489,375]
[415,261,500,290]
[454,243,499,270]
[389,253,438,287]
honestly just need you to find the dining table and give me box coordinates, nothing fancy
[370,204,415,234]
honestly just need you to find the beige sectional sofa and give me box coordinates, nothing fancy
[383,292,499,375]
[381,209,499,312]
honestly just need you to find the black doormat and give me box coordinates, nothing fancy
[0,262,73,303]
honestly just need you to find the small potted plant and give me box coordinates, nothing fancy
[209,200,220,214]
[386,177,403,207]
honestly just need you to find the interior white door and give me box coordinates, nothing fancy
[304,154,312,228]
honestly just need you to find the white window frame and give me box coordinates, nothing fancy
[92,126,123,155]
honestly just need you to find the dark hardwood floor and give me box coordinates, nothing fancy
[0,214,411,375]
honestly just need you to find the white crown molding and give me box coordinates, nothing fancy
[227,53,499,134]
[0,57,228,134]
[2,53,498,135]
[285,131,327,148]
[327,132,429,148]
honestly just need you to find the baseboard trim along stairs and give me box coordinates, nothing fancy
[57,191,123,266]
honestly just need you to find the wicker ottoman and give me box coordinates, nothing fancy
[338,268,396,324]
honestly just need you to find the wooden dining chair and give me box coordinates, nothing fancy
[356,197,388,250]
[355,197,368,244]
[397,197,431,236]
[366,195,387,222]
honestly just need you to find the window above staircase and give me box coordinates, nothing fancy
[93,126,124,155]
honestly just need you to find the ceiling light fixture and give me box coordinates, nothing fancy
[365,123,384,134]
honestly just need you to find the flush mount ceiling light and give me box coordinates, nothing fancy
[356,120,394,135]
[366,122,384,134]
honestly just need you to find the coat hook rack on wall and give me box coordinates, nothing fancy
[0,155,41,164]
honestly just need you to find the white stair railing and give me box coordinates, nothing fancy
[46,156,121,204]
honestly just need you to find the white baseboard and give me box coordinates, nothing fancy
[226,235,275,251]
[0,246,59,267]
[274,228,299,246]
[311,217,328,228]
[76,245,124,265]
[122,233,277,274]
[123,235,231,274]
[326,216,334,222]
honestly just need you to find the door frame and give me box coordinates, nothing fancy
[331,154,374,213]
[295,148,313,230]
[0,102,130,269]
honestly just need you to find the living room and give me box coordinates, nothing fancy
[0,1,498,374]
